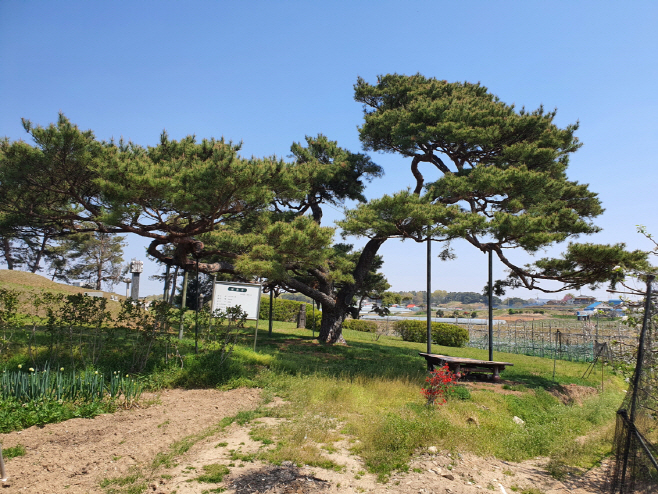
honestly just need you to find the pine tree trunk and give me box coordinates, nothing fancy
[1,237,16,270]
[318,304,348,344]
[96,263,102,290]
[29,235,49,273]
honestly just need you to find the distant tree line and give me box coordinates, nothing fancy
[390,290,504,307]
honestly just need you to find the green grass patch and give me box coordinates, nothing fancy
[100,470,147,494]
[228,449,257,463]
[195,463,230,483]
[0,397,116,433]
[249,427,274,445]
[244,327,627,480]
[2,443,26,460]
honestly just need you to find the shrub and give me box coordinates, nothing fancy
[342,319,378,332]
[307,310,322,331]
[394,320,468,347]
[259,297,317,323]
[259,297,323,330]
[446,384,471,401]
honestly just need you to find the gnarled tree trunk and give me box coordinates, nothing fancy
[315,237,386,344]
[317,303,349,344]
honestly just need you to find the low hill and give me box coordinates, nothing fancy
[0,269,86,295]
[0,269,136,319]
[0,269,126,306]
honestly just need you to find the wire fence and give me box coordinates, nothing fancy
[461,319,640,364]
[608,277,658,493]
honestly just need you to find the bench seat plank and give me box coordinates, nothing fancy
[419,353,513,382]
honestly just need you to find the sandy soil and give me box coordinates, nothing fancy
[0,387,608,494]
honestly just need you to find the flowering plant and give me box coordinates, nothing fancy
[421,365,455,406]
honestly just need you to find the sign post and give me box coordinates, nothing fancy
[211,281,262,350]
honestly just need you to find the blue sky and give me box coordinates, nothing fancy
[1,1,657,300]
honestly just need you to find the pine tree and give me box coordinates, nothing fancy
[61,232,126,290]
[348,74,647,294]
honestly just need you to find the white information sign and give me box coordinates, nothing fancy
[211,281,262,320]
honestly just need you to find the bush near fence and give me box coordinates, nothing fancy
[343,319,378,332]
[258,297,322,329]
[395,320,469,347]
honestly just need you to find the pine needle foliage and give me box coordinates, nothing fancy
[350,74,647,294]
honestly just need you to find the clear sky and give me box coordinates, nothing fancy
[1,1,657,300]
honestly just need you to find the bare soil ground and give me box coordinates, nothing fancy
[0,387,609,494]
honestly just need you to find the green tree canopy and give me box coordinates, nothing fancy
[0,115,301,273]
[0,115,387,343]
[282,134,383,224]
[351,73,647,293]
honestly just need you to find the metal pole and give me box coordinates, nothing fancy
[268,289,274,336]
[253,317,260,351]
[210,274,217,334]
[488,249,494,362]
[178,270,188,340]
[194,257,200,354]
[163,264,170,302]
[426,235,432,365]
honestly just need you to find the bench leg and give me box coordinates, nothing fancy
[492,366,500,382]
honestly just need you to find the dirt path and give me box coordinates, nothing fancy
[0,388,608,493]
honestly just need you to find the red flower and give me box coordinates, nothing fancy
[421,365,455,406]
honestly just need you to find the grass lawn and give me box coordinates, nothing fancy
[221,321,627,479]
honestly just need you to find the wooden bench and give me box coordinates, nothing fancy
[419,353,513,382]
